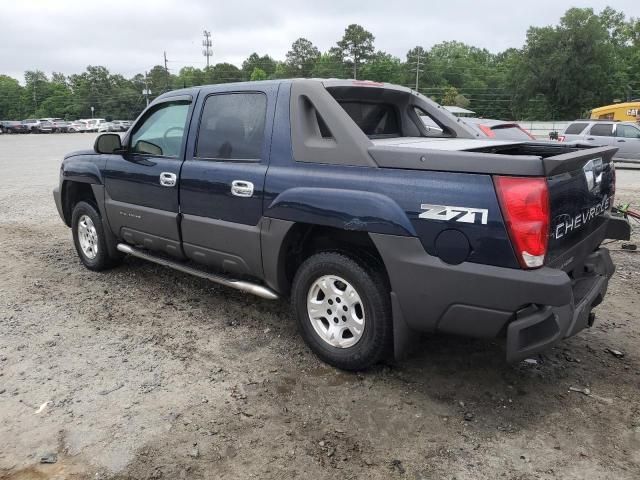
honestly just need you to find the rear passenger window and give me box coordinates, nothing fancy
[564,123,588,135]
[616,125,640,139]
[589,123,614,137]
[196,93,267,160]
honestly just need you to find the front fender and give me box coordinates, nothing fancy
[61,153,105,185]
[264,187,416,236]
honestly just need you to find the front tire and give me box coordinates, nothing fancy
[291,252,392,371]
[71,201,120,271]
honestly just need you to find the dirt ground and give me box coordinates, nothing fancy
[0,133,639,480]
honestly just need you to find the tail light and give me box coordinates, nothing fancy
[479,125,496,138]
[494,176,550,269]
[558,135,566,142]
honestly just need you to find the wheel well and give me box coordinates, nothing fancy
[280,224,389,294]
[62,181,97,226]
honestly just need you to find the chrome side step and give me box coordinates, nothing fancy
[116,243,279,300]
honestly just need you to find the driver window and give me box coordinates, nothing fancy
[130,101,190,157]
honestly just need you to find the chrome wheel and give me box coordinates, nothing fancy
[77,214,98,259]
[307,275,365,348]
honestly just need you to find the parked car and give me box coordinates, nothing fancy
[53,79,629,370]
[463,118,537,140]
[22,119,53,133]
[68,121,89,133]
[0,120,30,133]
[560,120,640,161]
[41,118,71,133]
[111,120,132,132]
[81,118,107,132]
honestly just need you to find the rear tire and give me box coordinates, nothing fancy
[71,201,121,271]
[291,252,392,371]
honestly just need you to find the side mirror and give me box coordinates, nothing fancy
[94,133,122,154]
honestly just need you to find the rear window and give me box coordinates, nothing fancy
[338,101,399,137]
[565,123,588,135]
[616,124,640,139]
[490,125,533,140]
[589,123,614,137]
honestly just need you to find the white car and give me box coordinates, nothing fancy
[68,120,89,133]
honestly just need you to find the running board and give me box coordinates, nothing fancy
[116,243,279,300]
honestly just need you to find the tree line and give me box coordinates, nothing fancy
[0,6,638,122]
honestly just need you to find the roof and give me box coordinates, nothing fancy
[591,101,640,113]
[443,106,476,115]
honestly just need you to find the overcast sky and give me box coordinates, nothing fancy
[1,0,638,82]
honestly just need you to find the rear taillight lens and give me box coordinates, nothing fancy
[494,176,550,269]
[479,125,496,138]
[558,135,565,142]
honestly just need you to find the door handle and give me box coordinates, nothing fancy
[617,139,626,142]
[159,172,177,187]
[587,138,595,141]
[231,180,254,197]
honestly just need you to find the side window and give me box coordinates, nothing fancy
[130,101,190,157]
[196,93,267,160]
[589,123,614,137]
[414,107,446,137]
[564,123,588,135]
[616,125,640,139]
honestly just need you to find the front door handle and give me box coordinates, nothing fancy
[617,139,626,143]
[159,172,177,187]
[231,180,254,197]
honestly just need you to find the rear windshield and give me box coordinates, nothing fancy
[338,101,399,137]
[491,125,533,140]
[564,123,588,135]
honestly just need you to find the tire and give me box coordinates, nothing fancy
[291,252,392,371]
[71,201,121,271]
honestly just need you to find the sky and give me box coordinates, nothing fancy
[0,0,638,82]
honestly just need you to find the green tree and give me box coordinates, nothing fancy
[359,51,403,83]
[311,52,347,79]
[0,75,25,119]
[285,38,320,77]
[250,67,268,81]
[336,24,375,79]
[242,53,276,79]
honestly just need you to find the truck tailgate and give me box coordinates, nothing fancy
[545,146,617,271]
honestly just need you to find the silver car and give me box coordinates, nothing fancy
[561,120,640,161]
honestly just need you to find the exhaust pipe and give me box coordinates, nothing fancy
[116,243,279,300]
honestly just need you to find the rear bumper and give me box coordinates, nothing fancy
[505,248,613,362]
[370,234,617,362]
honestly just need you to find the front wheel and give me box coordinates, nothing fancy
[71,201,121,271]
[291,252,392,371]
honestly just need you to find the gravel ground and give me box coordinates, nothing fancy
[0,133,639,480]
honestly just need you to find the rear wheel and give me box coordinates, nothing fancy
[291,252,392,371]
[71,201,121,271]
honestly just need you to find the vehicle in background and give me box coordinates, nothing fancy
[41,118,70,133]
[81,118,108,132]
[22,119,53,133]
[443,106,476,118]
[0,120,30,133]
[111,120,132,132]
[590,101,640,121]
[68,120,89,133]
[560,120,640,162]
[97,122,117,133]
[462,117,537,141]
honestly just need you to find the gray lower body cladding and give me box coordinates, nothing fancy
[370,234,615,362]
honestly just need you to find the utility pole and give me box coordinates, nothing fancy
[411,51,425,92]
[142,71,151,107]
[164,51,170,90]
[202,30,213,69]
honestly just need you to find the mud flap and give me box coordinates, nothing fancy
[391,292,416,361]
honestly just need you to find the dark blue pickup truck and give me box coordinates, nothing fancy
[53,79,630,370]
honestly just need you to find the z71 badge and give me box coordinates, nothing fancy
[419,204,489,225]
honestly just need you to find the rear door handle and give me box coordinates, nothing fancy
[617,139,626,142]
[159,172,177,187]
[231,180,254,197]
